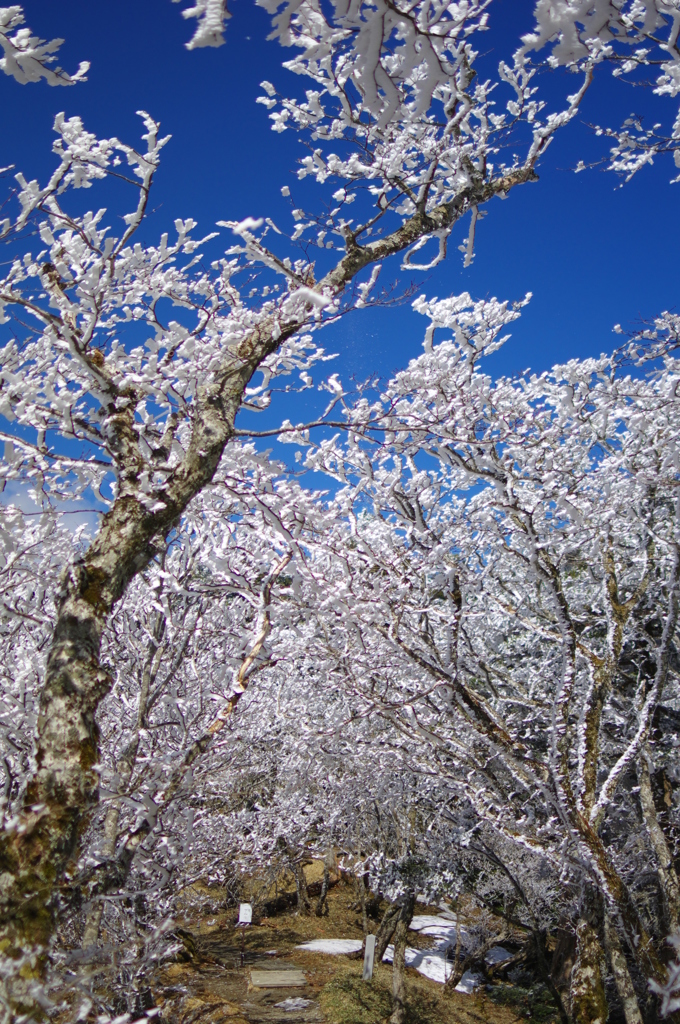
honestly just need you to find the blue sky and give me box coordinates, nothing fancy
[2,0,678,398]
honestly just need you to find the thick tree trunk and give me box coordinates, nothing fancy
[551,927,577,995]
[0,329,294,1022]
[0,351,256,953]
[389,893,415,1024]
[578,793,673,990]
[570,918,608,1024]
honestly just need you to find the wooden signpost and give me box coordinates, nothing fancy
[362,934,376,981]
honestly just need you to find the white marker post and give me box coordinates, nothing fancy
[237,902,252,967]
[362,934,376,982]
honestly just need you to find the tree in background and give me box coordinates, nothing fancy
[286,294,680,1023]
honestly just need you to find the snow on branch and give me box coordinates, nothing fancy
[174,0,231,49]
[259,0,491,128]
[252,0,595,272]
[523,0,680,180]
[0,5,89,85]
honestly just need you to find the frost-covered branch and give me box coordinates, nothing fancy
[0,6,89,85]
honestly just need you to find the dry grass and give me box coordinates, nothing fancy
[319,963,526,1024]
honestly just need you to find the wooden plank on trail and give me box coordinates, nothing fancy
[250,969,307,988]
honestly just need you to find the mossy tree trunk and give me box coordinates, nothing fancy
[570,918,608,1024]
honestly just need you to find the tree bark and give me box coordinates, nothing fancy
[570,919,608,1024]
[357,867,369,935]
[637,749,680,934]
[551,927,577,1019]
[82,611,165,949]
[315,861,330,917]
[375,901,402,964]
[604,913,644,1024]
[0,317,284,962]
[390,893,415,1024]
[295,859,311,915]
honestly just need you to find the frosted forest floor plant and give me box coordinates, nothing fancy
[1,1,680,1022]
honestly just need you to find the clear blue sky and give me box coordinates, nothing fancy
[2,0,678,392]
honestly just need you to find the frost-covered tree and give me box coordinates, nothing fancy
[0,0,604,982]
[281,294,680,1022]
[1,1,680,1020]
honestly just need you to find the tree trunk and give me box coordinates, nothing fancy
[638,750,680,934]
[445,905,464,990]
[569,802,670,989]
[375,902,402,964]
[552,927,577,995]
[82,802,121,950]
[295,859,311,915]
[604,913,644,1024]
[82,613,164,949]
[315,861,330,917]
[0,336,267,965]
[390,893,415,1024]
[357,868,369,935]
[570,918,608,1024]
[0,346,293,1024]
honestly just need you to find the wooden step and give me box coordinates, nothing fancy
[250,969,307,989]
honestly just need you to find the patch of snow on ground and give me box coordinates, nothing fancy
[410,914,457,931]
[486,946,512,965]
[382,940,486,992]
[275,997,314,1010]
[296,922,503,993]
[382,945,450,984]
[296,938,363,954]
[455,970,483,994]
[409,914,464,948]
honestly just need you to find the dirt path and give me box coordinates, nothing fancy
[159,941,326,1023]
[155,879,543,1024]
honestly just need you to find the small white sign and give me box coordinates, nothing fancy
[238,902,253,925]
